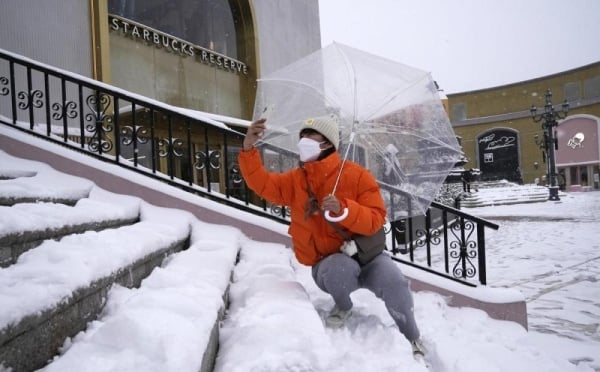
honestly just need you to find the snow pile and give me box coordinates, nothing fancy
[0,203,191,330]
[215,241,332,371]
[41,222,241,372]
[0,154,93,201]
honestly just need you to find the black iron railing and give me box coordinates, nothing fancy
[0,49,498,286]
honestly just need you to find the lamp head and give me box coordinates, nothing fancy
[530,105,537,118]
[562,100,569,114]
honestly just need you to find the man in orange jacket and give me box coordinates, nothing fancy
[239,114,425,357]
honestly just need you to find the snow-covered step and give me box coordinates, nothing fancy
[39,222,241,372]
[461,181,551,207]
[0,151,93,206]
[0,204,192,372]
[215,241,333,372]
[0,189,141,267]
[215,242,433,371]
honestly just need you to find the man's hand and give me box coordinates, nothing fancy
[243,118,267,151]
[321,195,341,214]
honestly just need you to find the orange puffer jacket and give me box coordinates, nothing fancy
[238,148,387,266]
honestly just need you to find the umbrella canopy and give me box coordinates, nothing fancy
[253,42,462,217]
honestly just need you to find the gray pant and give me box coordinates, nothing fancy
[311,252,420,341]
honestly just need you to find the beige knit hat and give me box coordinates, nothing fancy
[299,114,340,150]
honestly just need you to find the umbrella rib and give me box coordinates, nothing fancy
[361,128,462,151]
[333,43,359,129]
[329,43,358,196]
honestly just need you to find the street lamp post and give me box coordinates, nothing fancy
[530,89,569,201]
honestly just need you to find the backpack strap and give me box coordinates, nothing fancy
[301,167,350,240]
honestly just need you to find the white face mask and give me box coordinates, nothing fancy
[298,137,325,162]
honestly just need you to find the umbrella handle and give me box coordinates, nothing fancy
[324,208,349,222]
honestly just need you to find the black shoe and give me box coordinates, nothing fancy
[411,339,426,358]
[325,305,351,328]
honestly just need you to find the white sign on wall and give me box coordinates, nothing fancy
[567,132,585,149]
[109,15,249,75]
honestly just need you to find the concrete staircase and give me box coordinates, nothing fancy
[0,155,228,371]
[0,187,140,269]
[0,129,530,371]
[460,180,550,207]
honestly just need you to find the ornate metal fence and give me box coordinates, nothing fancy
[0,49,498,286]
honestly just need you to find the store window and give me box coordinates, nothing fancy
[584,76,600,99]
[108,0,238,58]
[580,166,588,186]
[451,102,466,122]
[564,81,581,102]
[569,167,579,185]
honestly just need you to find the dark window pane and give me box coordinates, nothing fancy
[108,0,238,58]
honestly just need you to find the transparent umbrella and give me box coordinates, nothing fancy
[253,42,462,217]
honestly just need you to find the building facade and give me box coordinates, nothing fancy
[0,0,320,199]
[448,62,600,190]
[2,1,599,192]
[0,0,321,121]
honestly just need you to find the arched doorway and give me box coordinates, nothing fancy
[477,128,522,183]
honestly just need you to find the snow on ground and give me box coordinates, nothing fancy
[216,202,600,372]
[471,190,600,349]
[1,146,599,371]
